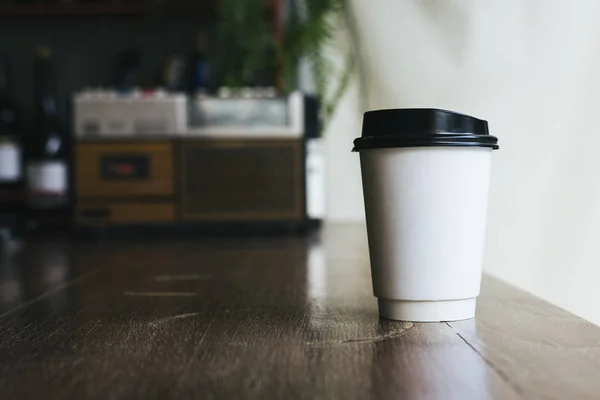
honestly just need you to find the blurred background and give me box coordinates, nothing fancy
[2,0,600,326]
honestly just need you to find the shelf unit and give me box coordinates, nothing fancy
[0,1,222,19]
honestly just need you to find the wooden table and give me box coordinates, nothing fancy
[0,224,599,399]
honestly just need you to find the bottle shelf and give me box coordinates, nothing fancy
[0,1,221,19]
[0,3,144,17]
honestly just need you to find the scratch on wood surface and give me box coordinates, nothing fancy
[305,322,415,348]
[0,269,101,320]
[175,303,224,389]
[342,322,415,344]
[46,326,63,340]
[153,274,210,282]
[84,320,102,337]
[445,322,526,397]
[150,313,201,326]
[123,291,197,297]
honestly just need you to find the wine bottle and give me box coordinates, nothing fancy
[25,46,69,216]
[113,49,142,94]
[189,30,210,93]
[0,54,24,241]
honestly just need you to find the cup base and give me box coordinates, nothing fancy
[377,298,476,322]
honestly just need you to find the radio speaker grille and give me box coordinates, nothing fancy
[181,140,304,221]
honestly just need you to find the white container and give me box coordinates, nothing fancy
[0,141,21,182]
[26,161,67,194]
[354,109,498,322]
[361,147,492,321]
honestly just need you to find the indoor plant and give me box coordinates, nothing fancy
[215,0,357,128]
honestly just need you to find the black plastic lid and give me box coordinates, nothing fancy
[352,108,499,151]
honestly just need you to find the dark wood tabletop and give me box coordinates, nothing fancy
[0,224,599,399]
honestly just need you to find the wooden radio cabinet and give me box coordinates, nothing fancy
[74,138,311,231]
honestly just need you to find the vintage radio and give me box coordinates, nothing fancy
[73,93,324,233]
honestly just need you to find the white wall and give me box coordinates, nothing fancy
[326,0,600,325]
[324,79,365,222]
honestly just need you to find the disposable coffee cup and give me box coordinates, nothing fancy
[353,109,499,322]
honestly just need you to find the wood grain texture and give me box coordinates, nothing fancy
[75,142,174,198]
[449,278,600,399]
[0,224,597,399]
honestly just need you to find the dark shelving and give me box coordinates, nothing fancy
[0,1,222,19]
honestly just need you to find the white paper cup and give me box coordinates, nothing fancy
[353,109,498,322]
